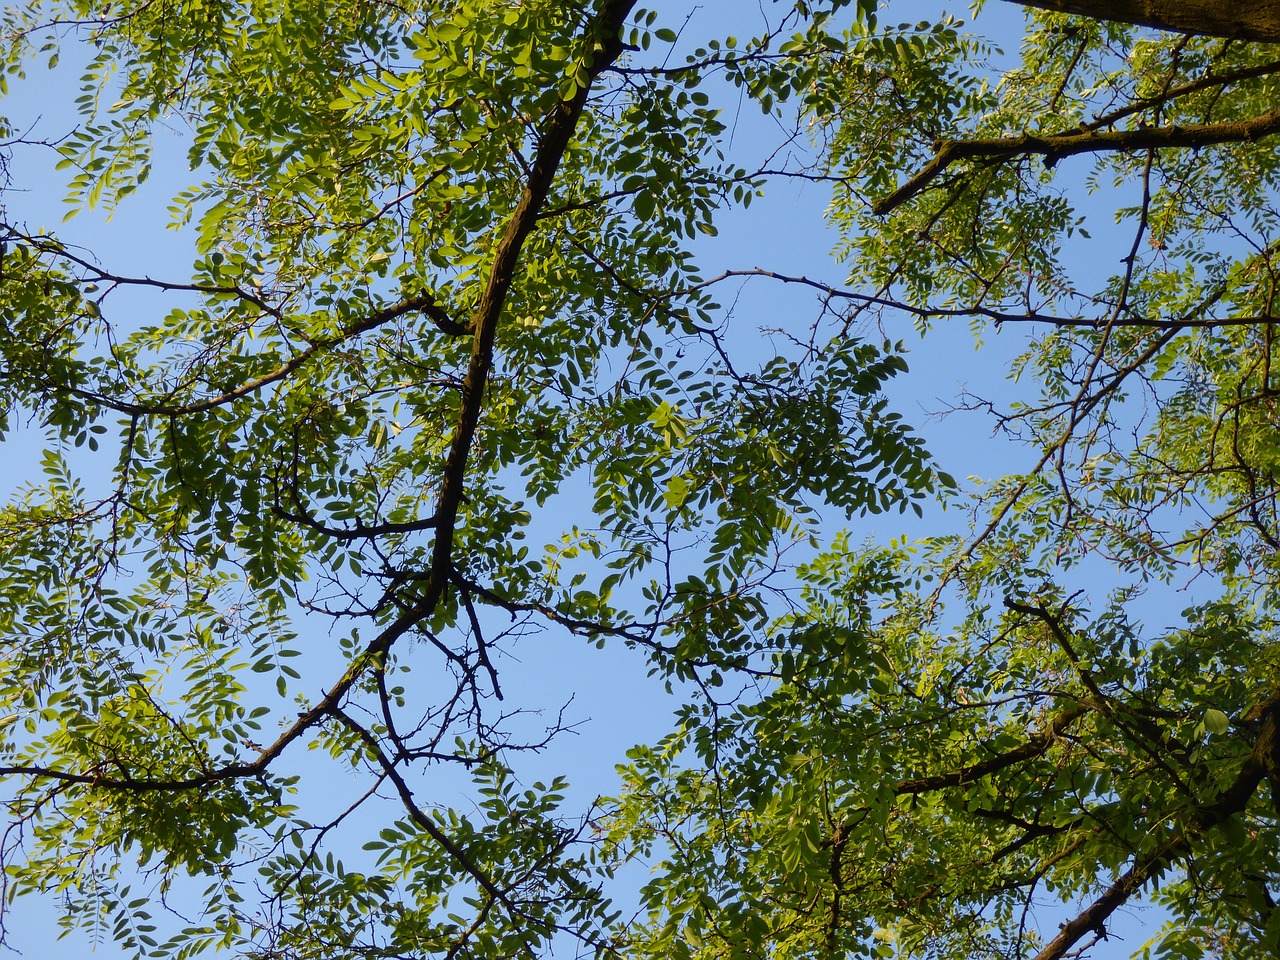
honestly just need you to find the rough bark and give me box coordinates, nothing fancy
[1002,0,1280,42]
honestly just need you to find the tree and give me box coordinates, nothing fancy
[0,0,926,956]
[608,4,1280,960]
[1,2,1279,960]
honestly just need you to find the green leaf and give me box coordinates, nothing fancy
[1203,708,1230,736]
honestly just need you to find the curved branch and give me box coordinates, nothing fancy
[1079,58,1280,135]
[458,579,503,701]
[0,589,436,792]
[270,496,440,542]
[8,227,281,318]
[873,106,1280,215]
[74,291,449,417]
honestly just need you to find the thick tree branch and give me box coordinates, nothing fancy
[1000,0,1280,43]
[426,0,637,593]
[873,107,1280,215]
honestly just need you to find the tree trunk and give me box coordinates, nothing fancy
[1001,0,1280,42]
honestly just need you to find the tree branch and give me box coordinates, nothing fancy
[677,269,1275,329]
[999,0,1280,43]
[895,705,1090,796]
[70,291,448,417]
[873,107,1280,215]
[328,706,536,957]
[425,1,636,601]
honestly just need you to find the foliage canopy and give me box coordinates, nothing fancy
[2,1,1280,959]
